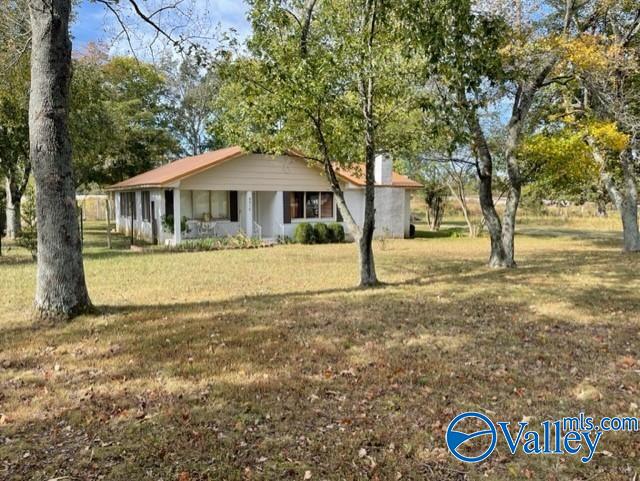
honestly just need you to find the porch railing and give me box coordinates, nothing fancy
[252,221,262,239]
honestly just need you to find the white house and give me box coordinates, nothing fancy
[106,146,422,245]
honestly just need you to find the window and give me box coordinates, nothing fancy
[320,192,334,219]
[290,192,305,220]
[211,191,229,219]
[119,192,137,218]
[142,192,151,221]
[305,192,320,219]
[287,192,334,220]
[193,191,210,220]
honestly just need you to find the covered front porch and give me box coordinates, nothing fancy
[169,189,282,244]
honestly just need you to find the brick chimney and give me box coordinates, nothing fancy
[375,152,393,185]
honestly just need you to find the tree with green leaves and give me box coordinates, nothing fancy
[0,55,30,240]
[0,0,31,240]
[24,0,210,321]
[163,57,223,156]
[71,53,179,189]
[216,0,418,286]
[405,0,594,268]
[522,1,640,251]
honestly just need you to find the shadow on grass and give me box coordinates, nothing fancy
[2,225,640,479]
[2,260,639,479]
[415,227,466,239]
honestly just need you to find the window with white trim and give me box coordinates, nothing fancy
[289,192,334,220]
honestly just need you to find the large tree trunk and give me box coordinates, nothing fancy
[357,0,379,287]
[620,196,640,252]
[4,178,22,239]
[465,104,510,267]
[500,123,523,268]
[360,136,378,286]
[589,140,640,252]
[618,151,640,252]
[29,0,91,321]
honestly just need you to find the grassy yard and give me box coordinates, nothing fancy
[1,219,639,480]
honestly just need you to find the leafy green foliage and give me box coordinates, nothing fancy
[314,223,330,244]
[161,215,187,234]
[327,222,346,243]
[214,0,420,166]
[293,223,316,244]
[294,222,344,244]
[519,128,599,201]
[167,234,264,252]
[163,57,223,156]
[70,51,180,189]
[0,54,30,199]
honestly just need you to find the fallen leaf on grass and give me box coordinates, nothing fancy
[573,381,603,401]
[617,356,636,370]
[177,472,190,481]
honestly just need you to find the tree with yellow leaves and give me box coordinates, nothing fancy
[554,2,640,252]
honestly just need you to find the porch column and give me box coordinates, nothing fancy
[173,188,181,244]
[245,191,254,237]
[115,192,121,231]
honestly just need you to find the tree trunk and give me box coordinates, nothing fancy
[360,138,378,286]
[500,125,522,268]
[501,186,519,267]
[29,0,91,321]
[447,176,481,238]
[589,139,640,252]
[620,198,640,252]
[4,178,22,240]
[465,105,509,267]
[618,151,640,252]
[425,189,445,231]
[357,0,379,287]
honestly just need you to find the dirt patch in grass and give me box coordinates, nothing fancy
[0,224,639,480]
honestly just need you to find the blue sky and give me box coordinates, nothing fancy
[71,0,250,53]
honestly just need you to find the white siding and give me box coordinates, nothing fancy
[374,187,407,238]
[404,190,412,237]
[180,154,332,192]
[113,153,416,242]
[115,189,166,244]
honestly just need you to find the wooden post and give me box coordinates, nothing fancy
[105,197,112,249]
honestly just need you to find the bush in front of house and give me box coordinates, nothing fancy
[314,223,330,244]
[167,234,264,252]
[294,223,316,244]
[328,223,345,243]
[162,215,188,234]
[294,222,345,244]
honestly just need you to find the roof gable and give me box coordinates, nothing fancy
[106,146,422,191]
[106,146,244,190]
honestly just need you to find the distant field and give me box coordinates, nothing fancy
[0,221,638,480]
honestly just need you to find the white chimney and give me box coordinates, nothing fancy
[375,152,393,185]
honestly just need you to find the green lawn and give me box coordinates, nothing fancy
[0,220,639,480]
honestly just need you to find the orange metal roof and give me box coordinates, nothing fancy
[106,146,245,191]
[334,164,423,189]
[106,146,423,191]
